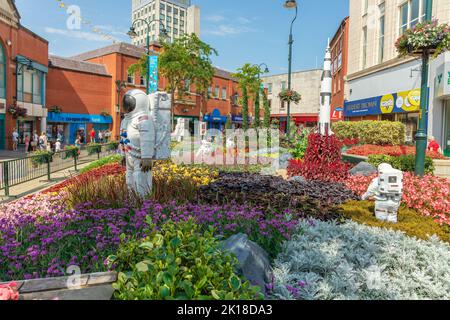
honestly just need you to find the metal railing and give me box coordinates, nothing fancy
[0,143,118,197]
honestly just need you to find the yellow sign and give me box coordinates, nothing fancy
[380,94,395,114]
[397,89,421,112]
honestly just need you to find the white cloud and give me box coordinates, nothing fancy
[204,24,256,37]
[44,27,120,42]
[204,14,226,22]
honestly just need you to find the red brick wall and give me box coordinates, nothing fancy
[330,17,349,122]
[46,67,112,115]
[0,21,48,149]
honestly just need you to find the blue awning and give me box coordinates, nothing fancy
[48,112,113,124]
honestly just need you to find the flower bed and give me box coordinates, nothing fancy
[0,192,301,281]
[345,173,450,226]
[346,144,445,159]
[199,172,359,221]
[271,219,450,300]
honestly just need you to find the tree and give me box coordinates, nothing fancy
[254,90,261,129]
[128,34,217,127]
[262,90,271,128]
[233,64,262,131]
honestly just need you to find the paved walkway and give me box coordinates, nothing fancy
[0,161,93,204]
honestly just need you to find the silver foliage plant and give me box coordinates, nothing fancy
[271,220,450,300]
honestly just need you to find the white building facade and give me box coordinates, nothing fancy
[131,0,200,45]
[262,69,322,130]
[345,0,450,145]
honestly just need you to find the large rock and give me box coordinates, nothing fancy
[222,234,272,296]
[279,153,293,169]
[349,162,377,176]
[288,176,307,183]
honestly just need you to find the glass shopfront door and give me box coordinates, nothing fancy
[0,114,5,149]
[445,100,450,157]
[17,120,34,145]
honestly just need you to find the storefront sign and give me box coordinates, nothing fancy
[344,89,421,117]
[148,55,158,94]
[48,112,113,124]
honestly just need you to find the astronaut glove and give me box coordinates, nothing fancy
[141,158,154,173]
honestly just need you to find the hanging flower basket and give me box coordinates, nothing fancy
[279,89,302,104]
[395,19,450,58]
[7,105,27,119]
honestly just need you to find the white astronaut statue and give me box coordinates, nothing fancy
[362,163,404,223]
[120,89,171,197]
[196,137,214,162]
[172,118,187,143]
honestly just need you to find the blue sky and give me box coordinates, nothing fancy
[16,0,349,74]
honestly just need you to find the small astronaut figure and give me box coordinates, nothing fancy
[362,163,404,223]
[120,89,156,197]
[196,137,214,161]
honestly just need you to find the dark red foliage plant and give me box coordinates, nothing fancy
[287,133,351,183]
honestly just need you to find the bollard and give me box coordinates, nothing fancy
[3,161,9,197]
[46,154,51,181]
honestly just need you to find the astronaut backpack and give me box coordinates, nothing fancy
[149,92,172,160]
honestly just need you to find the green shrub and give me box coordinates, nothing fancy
[108,219,263,300]
[80,154,122,173]
[63,146,80,160]
[105,141,119,152]
[333,121,406,145]
[290,129,309,160]
[86,142,102,155]
[340,201,450,243]
[30,151,53,167]
[368,154,434,174]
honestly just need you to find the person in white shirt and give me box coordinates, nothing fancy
[98,131,104,144]
[55,139,62,152]
[12,128,19,151]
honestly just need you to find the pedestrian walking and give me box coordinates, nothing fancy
[98,130,104,144]
[12,128,19,151]
[75,135,81,148]
[24,134,30,154]
[90,128,96,143]
[55,139,62,152]
[32,131,39,151]
[39,132,47,151]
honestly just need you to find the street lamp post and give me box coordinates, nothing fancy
[128,19,168,94]
[284,0,298,138]
[415,0,433,177]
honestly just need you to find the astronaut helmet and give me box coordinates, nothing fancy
[123,89,149,114]
[378,163,393,175]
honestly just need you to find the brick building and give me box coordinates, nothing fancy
[46,56,113,145]
[330,17,349,122]
[0,0,48,150]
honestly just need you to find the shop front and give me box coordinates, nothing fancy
[344,88,422,143]
[203,109,228,131]
[231,115,252,129]
[0,113,5,150]
[47,112,112,146]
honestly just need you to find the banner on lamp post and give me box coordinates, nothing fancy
[148,55,158,94]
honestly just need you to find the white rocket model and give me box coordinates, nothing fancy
[318,39,333,136]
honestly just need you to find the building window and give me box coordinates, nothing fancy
[184,79,191,92]
[363,0,369,15]
[362,26,368,68]
[174,8,179,15]
[281,81,287,90]
[379,2,386,63]
[167,16,172,23]
[174,18,179,25]
[180,10,185,17]
[127,72,134,84]
[280,101,286,110]
[400,0,428,35]
[140,75,146,86]
[0,44,5,99]
[267,83,273,94]
[160,3,165,10]
[222,87,227,100]
[32,72,42,104]
[208,86,212,98]
[214,86,220,98]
